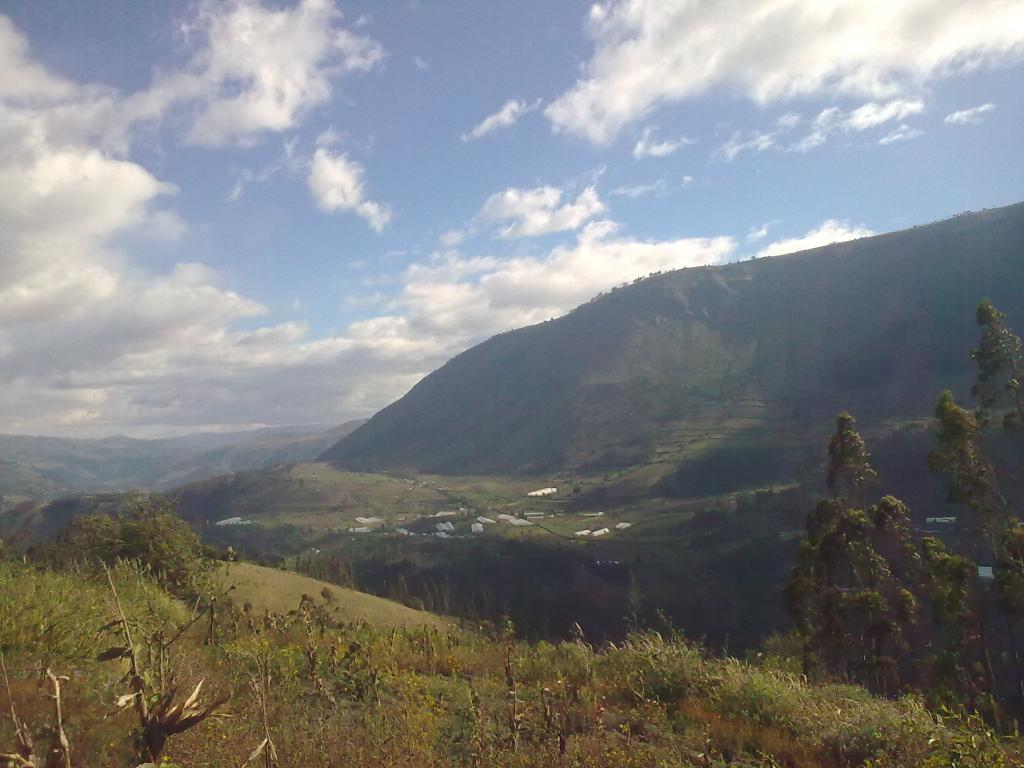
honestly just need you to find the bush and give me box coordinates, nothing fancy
[49,496,210,597]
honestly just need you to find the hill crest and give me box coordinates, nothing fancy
[322,203,1024,479]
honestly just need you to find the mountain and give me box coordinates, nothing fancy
[323,202,1024,482]
[0,420,366,498]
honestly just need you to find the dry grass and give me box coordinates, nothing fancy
[218,562,451,629]
[2,558,1021,767]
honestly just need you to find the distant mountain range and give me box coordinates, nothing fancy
[0,420,366,498]
[323,202,1024,488]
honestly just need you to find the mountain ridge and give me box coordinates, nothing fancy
[0,419,367,497]
[322,202,1024,480]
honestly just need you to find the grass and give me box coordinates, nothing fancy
[218,561,450,629]
[1,556,1020,767]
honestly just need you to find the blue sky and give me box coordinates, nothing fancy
[2,0,1023,436]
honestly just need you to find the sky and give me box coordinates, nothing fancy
[2,0,1023,438]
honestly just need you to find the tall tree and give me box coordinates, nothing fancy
[826,412,878,504]
[928,300,1024,710]
[971,299,1024,430]
[787,414,917,691]
[929,390,1005,534]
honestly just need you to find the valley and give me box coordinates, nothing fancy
[1,203,1023,765]
[5,2,1024,761]
[4,204,1022,650]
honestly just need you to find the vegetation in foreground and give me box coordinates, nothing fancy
[1,553,1022,768]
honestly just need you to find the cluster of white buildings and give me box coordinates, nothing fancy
[338,483,634,543]
[574,522,631,537]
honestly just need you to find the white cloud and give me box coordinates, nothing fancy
[845,99,923,130]
[878,124,924,145]
[791,98,924,151]
[756,219,874,257]
[546,0,1024,143]
[315,126,345,146]
[461,98,542,142]
[227,136,303,201]
[611,180,669,199]
[307,148,392,231]
[0,91,736,436]
[632,126,694,158]
[611,175,694,198]
[0,110,289,434]
[790,107,841,152]
[746,223,771,243]
[479,185,605,238]
[380,222,736,350]
[945,102,996,124]
[437,229,466,247]
[0,11,410,436]
[180,0,383,147]
[716,129,779,162]
[0,0,383,154]
[0,16,77,101]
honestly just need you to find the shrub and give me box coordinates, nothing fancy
[49,497,210,598]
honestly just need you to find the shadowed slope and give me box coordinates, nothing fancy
[323,203,1024,477]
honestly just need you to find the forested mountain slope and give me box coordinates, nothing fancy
[324,203,1024,478]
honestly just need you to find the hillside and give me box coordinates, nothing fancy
[218,561,449,628]
[323,203,1024,479]
[0,420,365,498]
[5,557,1018,767]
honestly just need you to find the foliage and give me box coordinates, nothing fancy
[971,298,1024,430]
[47,497,210,598]
[3,556,1021,767]
[787,415,919,691]
[827,412,878,501]
[928,390,1001,526]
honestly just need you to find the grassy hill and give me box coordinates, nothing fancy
[218,561,449,628]
[1,556,1019,767]
[323,203,1024,483]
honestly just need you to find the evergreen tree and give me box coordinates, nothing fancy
[786,414,917,691]
[971,299,1024,430]
[826,412,878,503]
[917,536,984,708]
[928,300,1024,710]
[929,390,1004,533]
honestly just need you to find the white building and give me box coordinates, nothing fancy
[527,487,558,497]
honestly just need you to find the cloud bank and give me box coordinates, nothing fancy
[546,0,1024,143]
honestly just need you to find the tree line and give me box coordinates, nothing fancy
[787,299,1024,722]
